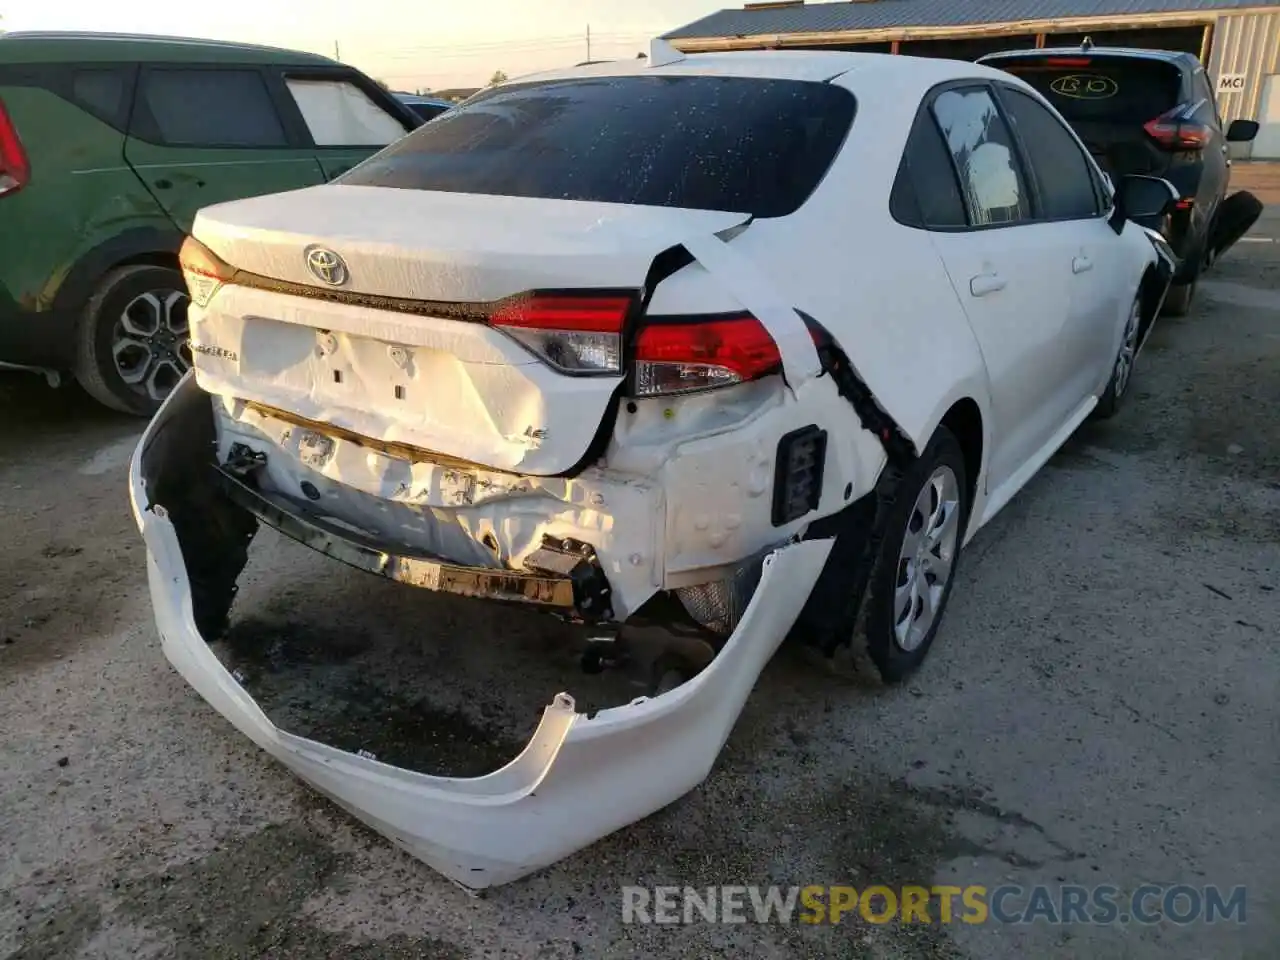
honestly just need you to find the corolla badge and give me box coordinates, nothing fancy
[1049,74,1119,100]
[305,245,348,286]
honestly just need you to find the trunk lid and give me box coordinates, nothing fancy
[189,185,748,476]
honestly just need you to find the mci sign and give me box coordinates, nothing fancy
[1218,73,1247,94]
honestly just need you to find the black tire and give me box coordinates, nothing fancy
[1207,190,1263,263]
[862,426,970,684]
[75,264,191,416]
[1093,294,1142,420]
[1162,278,1195,317]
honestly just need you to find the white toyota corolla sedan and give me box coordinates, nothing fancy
[130,45,1177,888]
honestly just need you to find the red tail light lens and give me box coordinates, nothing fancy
[1045,57,1092,67]
[179,236,238,307]
[633,312,783,397]
[1144,107,1210,150]
[490,294,632,374]
[0,97,31,198]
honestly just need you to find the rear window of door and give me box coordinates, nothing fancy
[890,108,969,229]
[133,68,287,147]
[931,86,1030,226]
[998,86,1102,220]
[285,77,408,147]
[994,56,1182,125]
[337,75,856,218]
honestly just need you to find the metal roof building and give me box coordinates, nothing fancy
[664,0,1280,156]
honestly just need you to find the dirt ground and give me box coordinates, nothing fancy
[2,167,1278,960]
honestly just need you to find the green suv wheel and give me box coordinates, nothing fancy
[76,265,192,416]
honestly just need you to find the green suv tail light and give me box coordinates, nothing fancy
[0,97,30,197]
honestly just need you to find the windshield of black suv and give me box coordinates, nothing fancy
[337,74,857,218]
[996,55,1183,124]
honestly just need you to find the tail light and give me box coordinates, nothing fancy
[179,236,238,307]
[633,312,783,397]
[490,294,632,374]
[0,97,31,198]
[1044,57,1092,67]
[1144,106,1210,151]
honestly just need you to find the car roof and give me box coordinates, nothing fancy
[980,45,1198,70]
[503,49,1007,89]
[0,31,335,66]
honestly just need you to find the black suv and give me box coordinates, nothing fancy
[979,44,1261,315]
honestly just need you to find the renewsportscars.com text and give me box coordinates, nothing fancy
[621,884,1247,926]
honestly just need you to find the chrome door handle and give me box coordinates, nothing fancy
[1072,255,1093,274]
[970,273,1007,297]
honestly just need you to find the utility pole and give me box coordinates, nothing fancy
[586,24,591,63]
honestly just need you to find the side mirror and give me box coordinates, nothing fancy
[1226,118,1259,143]
[1109,175,1179,234]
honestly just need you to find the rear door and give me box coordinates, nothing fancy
[276,68,417,181]
[917,84,1078,490]
[995,82,1127,401]
[124,64,326,232]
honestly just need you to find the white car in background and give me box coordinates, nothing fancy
[131,44,1176,889]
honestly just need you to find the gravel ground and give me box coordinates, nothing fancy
[3,169,1279,960]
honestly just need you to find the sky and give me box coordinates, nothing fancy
[0,0,728,91]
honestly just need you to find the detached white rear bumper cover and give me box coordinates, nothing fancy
[130,376,833,889]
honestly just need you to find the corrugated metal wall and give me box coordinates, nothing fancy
[1209,11,1280,156]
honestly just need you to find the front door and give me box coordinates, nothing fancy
[124,64,326,232]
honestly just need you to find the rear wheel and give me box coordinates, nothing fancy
[862,427,969,683]
[76,264,192,416]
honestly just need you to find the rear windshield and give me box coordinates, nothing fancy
[996,56,1183,124]
[338,75,856,218]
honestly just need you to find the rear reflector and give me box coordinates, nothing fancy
[1044,57,1092,66]
[1144,106,1210,150]
[490,293,633,374]
[633,312,783,397]
[0,97,31,198]
[772,425,827,526]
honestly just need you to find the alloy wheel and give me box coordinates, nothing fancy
[111,288,192,403]
[1112,298,1141,400]
[894,465,961,652]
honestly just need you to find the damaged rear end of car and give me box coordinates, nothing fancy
[129,67,908,888]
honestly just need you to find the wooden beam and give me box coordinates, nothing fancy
[890,39,900,54]
[1199,21,1214,64]
[1035,33,1046,48]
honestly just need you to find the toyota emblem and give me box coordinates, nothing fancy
[305,246,348,286]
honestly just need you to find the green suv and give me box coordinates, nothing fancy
[0,31,420,414]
